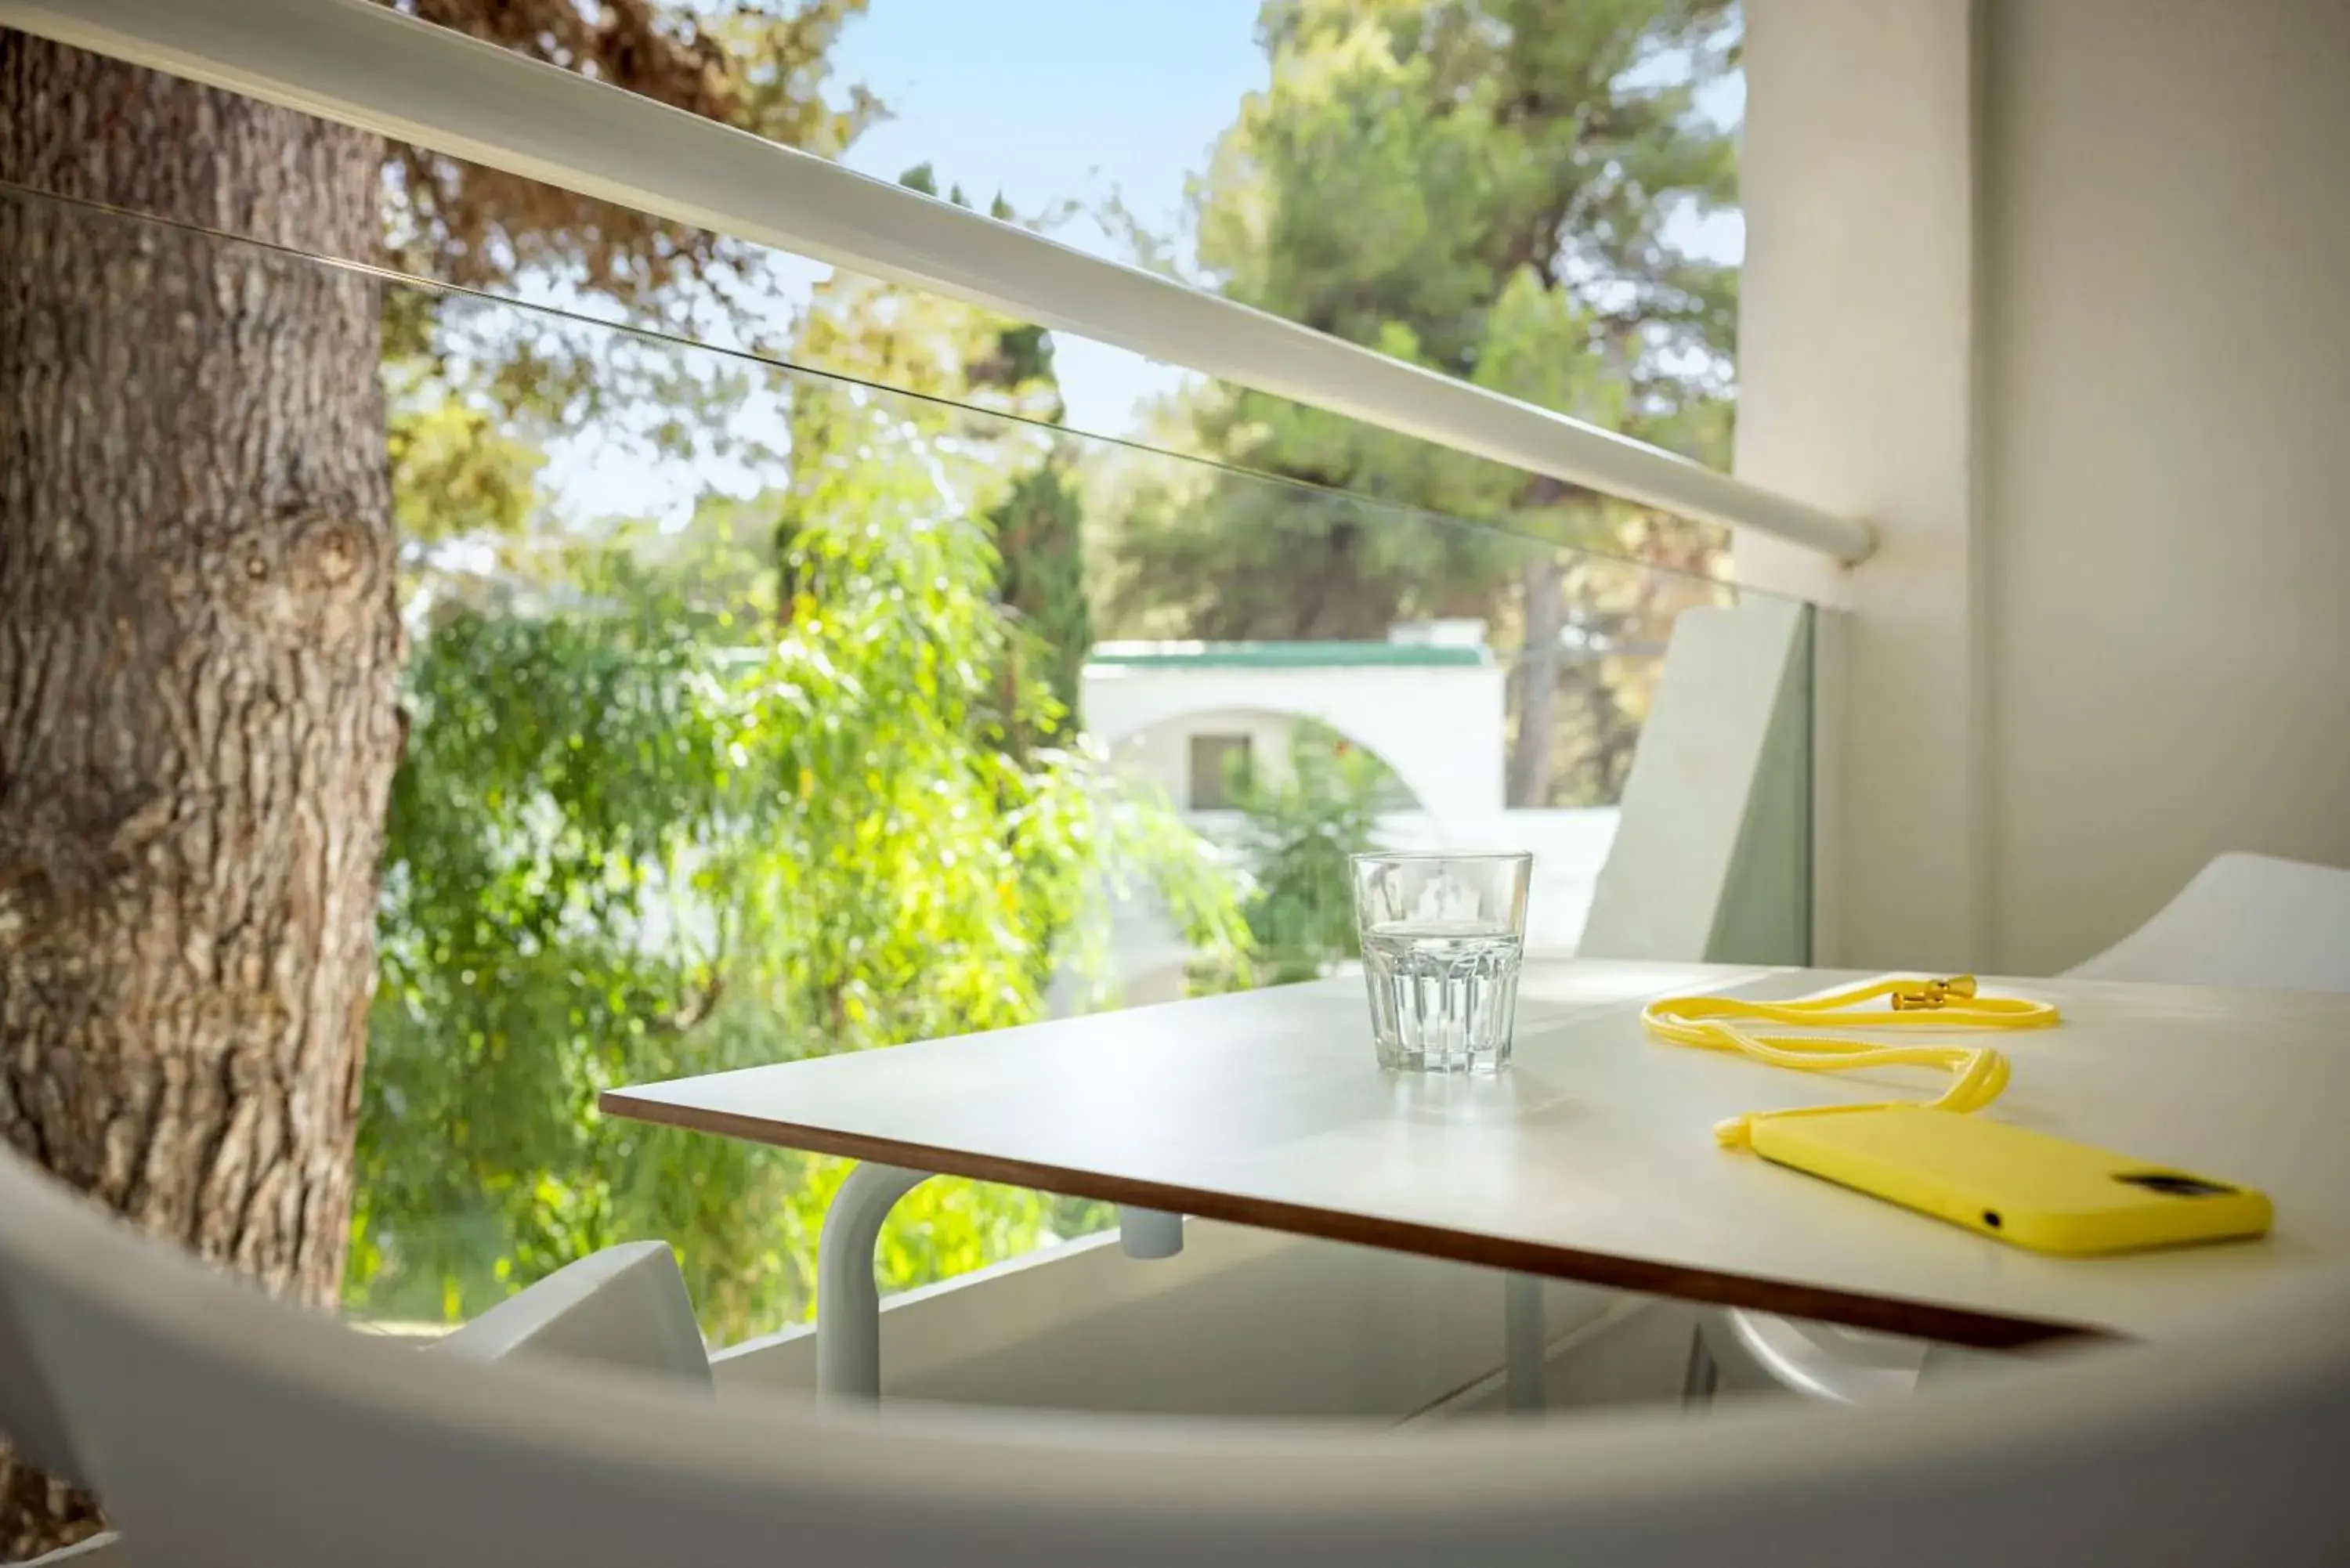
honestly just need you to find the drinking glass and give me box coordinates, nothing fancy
[1350,852,1533,1072]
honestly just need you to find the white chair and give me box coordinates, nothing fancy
[430,1240,714,1389]
[2065,852,2350,991]
[2,1161,710,1566]
[3,1187,121,1567]
[1705,851,2350,1405]
[9,1137,2350,1565]
[2,1246,94,1491]
[17,1537,126,1566]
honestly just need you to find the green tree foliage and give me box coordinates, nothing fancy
[1099,0,1741,804]
[801,166,1097,748]
[898,168,1095,740]
[1220,729,1400,985]
[383,1,887,558]
[991,453,1092,750]
[357,60,1241,1335]
[386,356,549,548]
[396,0,877,309]
[354,346,1246,1336]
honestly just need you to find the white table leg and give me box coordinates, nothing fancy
[1117,1205,1184,1259]
[815,1162,931,1402]
[1505,1274,1547,1412]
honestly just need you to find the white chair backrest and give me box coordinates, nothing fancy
[432,1241,712,1389]
[1582,596,1813,966]
[5,1213,699,1568]
[2067,852,2350,992]
[5,1142,2350,1566]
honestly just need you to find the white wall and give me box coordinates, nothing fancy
[1734,0,1985,972]
[1740,0,2350,976]
[1083,662,1508,832]
[1106,706,1296,811]
[1977,0,2350,973]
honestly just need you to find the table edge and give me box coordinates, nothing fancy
[598,1088,2102,1350]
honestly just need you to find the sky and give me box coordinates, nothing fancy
[822,2,1744,437]
[830,1,1267,231]
[826,0,1271,433]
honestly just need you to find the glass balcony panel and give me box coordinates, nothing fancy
[0,179,1807,1349]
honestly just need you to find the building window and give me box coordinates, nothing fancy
[1188,734,1253,810]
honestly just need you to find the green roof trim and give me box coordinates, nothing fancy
[1085,640,1491,670]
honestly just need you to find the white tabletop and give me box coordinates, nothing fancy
[602,960,2350,1346]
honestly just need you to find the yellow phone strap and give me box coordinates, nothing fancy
[1640,976,2062,1149]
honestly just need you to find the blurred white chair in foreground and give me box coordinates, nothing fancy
[18,1537,126,1566]
[1703,851,2350,1406]
[3,1188,119,1567]
[8,1133,2350,1566]
[3,1164,710,1566]
[2,1240,96,1490]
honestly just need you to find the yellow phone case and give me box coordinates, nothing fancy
[1747,1105,2272,1255]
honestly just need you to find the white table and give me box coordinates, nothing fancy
[603,960,2350,1400]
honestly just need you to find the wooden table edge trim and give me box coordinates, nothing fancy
[598,1089,2103,1351]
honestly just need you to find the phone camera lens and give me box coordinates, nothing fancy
[2114,1172,2233,1198]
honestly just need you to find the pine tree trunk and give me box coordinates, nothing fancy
[1506,552,1567,808]
[0,34,397,1556]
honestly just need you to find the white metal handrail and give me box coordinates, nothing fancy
[2,0,1874,564]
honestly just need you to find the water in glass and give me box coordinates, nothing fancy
[1360,917,1525,1072]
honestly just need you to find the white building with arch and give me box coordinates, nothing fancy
[1078,633,1623,1000]
[1083,636,1506,834]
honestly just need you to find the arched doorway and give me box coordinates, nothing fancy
[1081,643,1506,836]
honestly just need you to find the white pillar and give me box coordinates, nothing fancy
[1734,0,1989,971]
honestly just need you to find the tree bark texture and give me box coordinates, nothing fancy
[0,34,398,1555]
